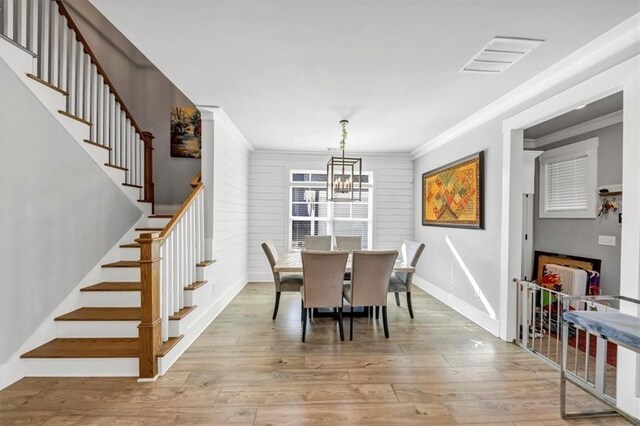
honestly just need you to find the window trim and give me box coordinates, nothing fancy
[538,137,598,219]
[288,169,374,250]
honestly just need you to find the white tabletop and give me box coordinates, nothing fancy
[273,252,415,274]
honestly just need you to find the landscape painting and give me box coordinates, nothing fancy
[422,151,483,229]
[170,107,201,158]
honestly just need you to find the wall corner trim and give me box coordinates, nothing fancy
[196,105,254,152]
[410,14,640,160]
[412,275,502,338]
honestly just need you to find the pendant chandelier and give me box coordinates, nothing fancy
[327,120,362,202]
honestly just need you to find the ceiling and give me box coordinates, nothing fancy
[524,92,623,139]
[89,1,639,153]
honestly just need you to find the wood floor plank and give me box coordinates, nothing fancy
[1,282,621,425]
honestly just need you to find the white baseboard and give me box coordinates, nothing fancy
[0,357,25,390]
[158,278,248,374]
[413,275,501,337]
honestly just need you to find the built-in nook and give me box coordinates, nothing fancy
[521,92,623,296]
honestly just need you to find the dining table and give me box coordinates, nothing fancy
[273,251,415,318]
[273,251,416,274]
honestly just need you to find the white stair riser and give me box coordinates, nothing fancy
[168,308,198,337]
[55,321,139,338]
[101,267,140,281]
[24,358,138,377]
[147,217,171,228]
[79,291,140,307]
[119,247,141,261]
[184,282,214,307]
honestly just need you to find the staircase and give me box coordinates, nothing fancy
[1,0,215,381]
[20,212,210,376]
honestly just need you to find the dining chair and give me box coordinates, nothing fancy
[262,241,303,320]
[388,240,425,319]
[304,235,332,250]
[335,235,362,252]
[300,250,349,342]
[343,250,398,340]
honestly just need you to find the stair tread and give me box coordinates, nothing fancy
[184,280,207,291]
[196,260,216,267]
[148,214,173,218]
[169,305,197,321]
[102,260,140,268]
[158,336,183,357]
[81,282,140,292]
[26,73,69,96]
[21,338,139,358]
[135,227,164,231]
[55,307,141,321]
[120,242,140,248]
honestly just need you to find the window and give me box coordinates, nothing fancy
[289,170,373,249]
[538,138,598,219]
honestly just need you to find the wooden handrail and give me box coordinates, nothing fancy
[54,0,145,138]
[190,172,202,188]
[159,183,204,242]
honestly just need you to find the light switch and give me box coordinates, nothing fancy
[598,235,616,246]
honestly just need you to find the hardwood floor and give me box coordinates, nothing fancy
[0,283,630,425]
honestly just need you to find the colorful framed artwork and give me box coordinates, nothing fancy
[422,151,484,229]
[170,107,201,158]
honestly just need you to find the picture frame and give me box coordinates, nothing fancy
[422,151,484,229]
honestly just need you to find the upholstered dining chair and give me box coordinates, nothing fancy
[304,235,332,250]
[388,240,425,319]
[335,235,362,252]
[261,241,303,320]
[343,250,398,340]
[300,250,349,342]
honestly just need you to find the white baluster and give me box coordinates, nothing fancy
[172,231,179,314]
[57,12,65,90]
[47,0,56,84]
[65,26,74,113]
[96,74,103,145]
[75,39,82,116]
[160,244,169,342]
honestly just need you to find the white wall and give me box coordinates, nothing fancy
[412,36,639,336]
[0,58,141,364]
[212,120,251,295]
[65,0,200,205]
[248,151,413,281]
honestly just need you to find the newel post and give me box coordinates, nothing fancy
[142,131,155,210]
[137,232,162,380]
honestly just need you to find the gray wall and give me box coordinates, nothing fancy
[65,0,200,205]
[412,50,636,325]
[0,59,141,363]
[532,123,623,295]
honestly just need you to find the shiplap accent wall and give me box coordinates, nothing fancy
[248,151,413,281]
[213,122,251,294]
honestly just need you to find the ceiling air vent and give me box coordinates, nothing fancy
[461,36,544,74]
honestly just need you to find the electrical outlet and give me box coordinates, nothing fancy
[598,235,616,246]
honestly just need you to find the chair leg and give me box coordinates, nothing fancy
[302,307,307,342]
[406,292,414,319]
[375,306,379,320]
[338,307,344,341]
[273,292,282,320]
[382,306,389,338]
[350,305,354,341]
[301,299,304,321]
[395,292,401,306]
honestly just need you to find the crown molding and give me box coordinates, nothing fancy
[411,13,640,159]
[197,105,254,152]
[529,109,622,149]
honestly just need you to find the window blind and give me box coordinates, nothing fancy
[544,155,589,211]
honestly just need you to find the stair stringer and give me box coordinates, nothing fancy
[0,217,147,390]
[0,38,149,214]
